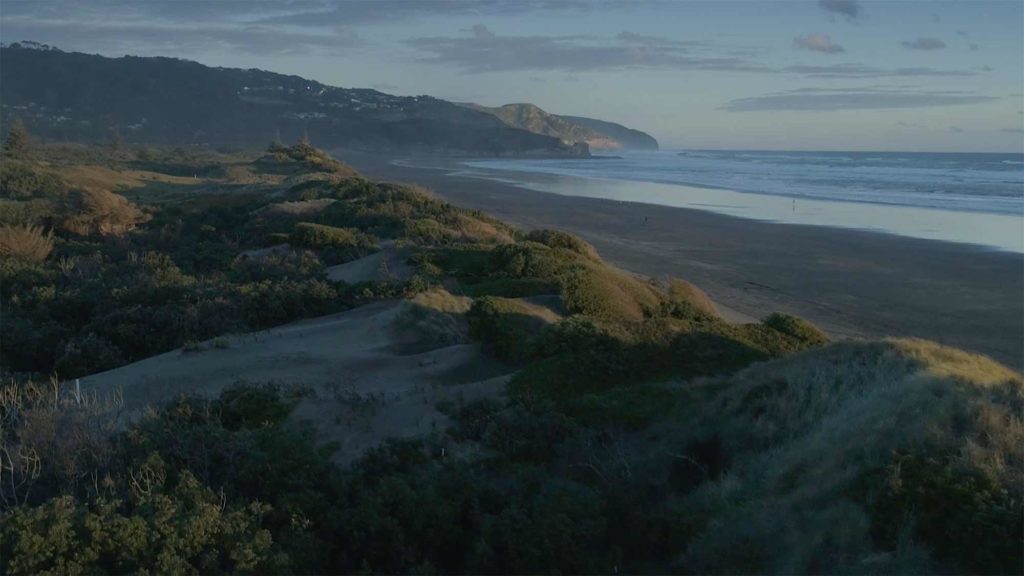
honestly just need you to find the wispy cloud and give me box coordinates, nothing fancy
[901,37,946,50]
[783,63,976,78]
[1000,127,1024,134]
[793,33,844,54]
[407,27,766,73]
[1,16,360,56]
[948,126,965,133]
[724,87,997,112]
[818,0,861,20]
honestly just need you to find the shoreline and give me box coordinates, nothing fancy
[337,150,1024,368]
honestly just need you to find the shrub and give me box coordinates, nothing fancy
[290,222,377,264]
[762,313,829,347]
[468,296,552,363]
[0,160,65,199]
[59,188,149,237]
[526,229,599,260]
[0,224,54,262]
[462,277,557,298]
[867,452,1022,575]
[663,278,719,319]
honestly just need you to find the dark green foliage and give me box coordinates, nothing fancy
[259,141,355,176]
[3,116,31,159]
[461,276,557,298]
[867,452,1023,575]
[762,312,830,347]
[0,160,65,199]
[0,472,276,575]
[526,228,599,260]
[467,296,547,363]
[290,221,378,264]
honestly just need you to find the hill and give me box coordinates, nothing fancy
[560,114,660,149]
[465,102,659,150]
[0,43,586,157]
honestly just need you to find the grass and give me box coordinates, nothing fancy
[0,224,54,262]
[663,339,1023,574]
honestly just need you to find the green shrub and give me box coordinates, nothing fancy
[0,160,64,199]
[526,229,599,260]
[467,296,550,363]
[290,222,377,264]
[462,277,557,298]
[214,382,298,430]
[866,452,1022,575]
[762,313,829,347]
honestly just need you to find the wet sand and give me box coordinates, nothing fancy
[338,150,1024,368]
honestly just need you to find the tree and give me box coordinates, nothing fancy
[3,117,31,159]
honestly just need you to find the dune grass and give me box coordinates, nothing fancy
[665,339,1023,574]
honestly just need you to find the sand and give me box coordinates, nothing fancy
[338,150,1024,369]
[81,295,510,464]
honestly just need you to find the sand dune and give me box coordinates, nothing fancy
[82,299,511,463]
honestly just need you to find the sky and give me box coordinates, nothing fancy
[2,0,1022,152]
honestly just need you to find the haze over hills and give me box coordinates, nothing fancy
[465,102,659,150]
[0,42,600,157]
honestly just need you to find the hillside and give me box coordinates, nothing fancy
[1,139,1020,574]
[466,102,659,150]
[0,43,585,157]
[560,114,660,150]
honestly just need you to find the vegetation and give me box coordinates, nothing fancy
[2,139,1020,575]
[0,224,54,262]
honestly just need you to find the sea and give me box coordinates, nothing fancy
[458,150,1024,252]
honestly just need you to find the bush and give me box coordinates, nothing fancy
[762,313,829,347]
[290,222,377,264]
[526,229,599,260]
[867,452,1022,575]
[468,296,551,363]
[59,188,149,237]
[0,160,64,199]
[0,224,54,262]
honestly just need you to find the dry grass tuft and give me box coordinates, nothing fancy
[0,224,54,261]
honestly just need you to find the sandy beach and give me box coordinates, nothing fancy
[338,150,1024,368]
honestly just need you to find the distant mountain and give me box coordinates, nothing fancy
[464,102,658,150]
[0,43,587,157]
[559,115,659,150]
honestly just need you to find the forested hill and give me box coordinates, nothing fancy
[0,43,586,157]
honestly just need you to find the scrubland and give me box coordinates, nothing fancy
[2,136,1020,574]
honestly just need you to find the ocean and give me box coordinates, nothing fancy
[459,150,1024,252]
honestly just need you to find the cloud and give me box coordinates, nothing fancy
[793,33,844,54]
[372,82,400,91]
[407,28,766,73]
[901,37,946,50]
[970,43,979,51]
[818,0,861,20]
[948,126,965,133]
[1000,127,1024,133]
[931,13,941,23]
[783,63,976,78]
[0,0,601,56]
[724,87,998,112]
[0,16,361,56]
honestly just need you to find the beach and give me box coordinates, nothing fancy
[339,150,1024,368]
